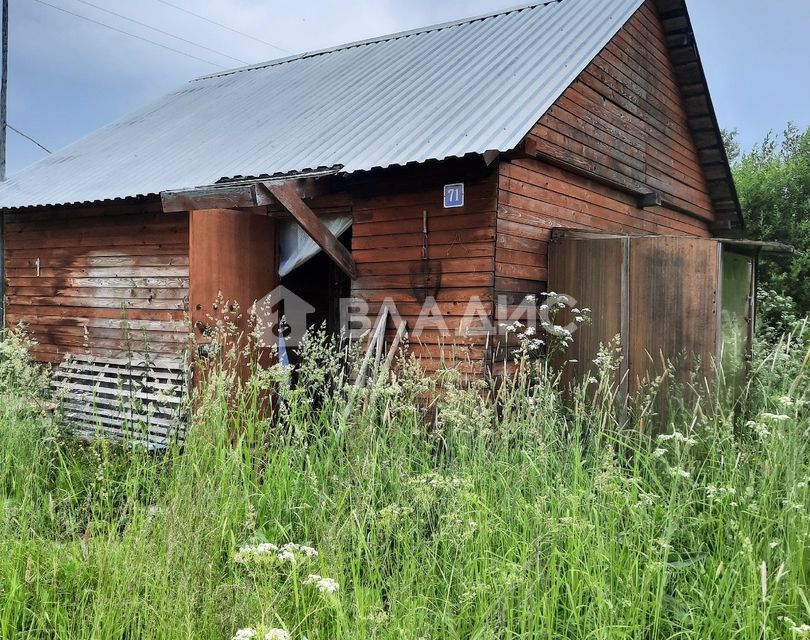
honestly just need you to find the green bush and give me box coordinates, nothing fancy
[729,124,810,316]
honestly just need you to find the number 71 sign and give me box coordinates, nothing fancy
[444,183,464,208]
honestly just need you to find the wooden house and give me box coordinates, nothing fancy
[0,0,766,434]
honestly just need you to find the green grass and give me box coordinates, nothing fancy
[0,326,808,639]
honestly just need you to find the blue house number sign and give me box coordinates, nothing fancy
[444,183,464,208]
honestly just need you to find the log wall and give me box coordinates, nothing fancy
[3,199,189,363]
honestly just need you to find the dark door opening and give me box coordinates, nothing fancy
[279,228,352,339]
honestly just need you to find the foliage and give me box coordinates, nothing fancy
[757,288,805,346]
[728,124,810,315]
[0,325,48,399]
[0,330,808,640]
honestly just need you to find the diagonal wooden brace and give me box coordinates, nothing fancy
[261,181,357,280]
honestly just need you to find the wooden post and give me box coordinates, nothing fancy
[0,213,4,335]
[0,0,8,335]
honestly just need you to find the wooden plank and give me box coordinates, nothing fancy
[357,257,493,278]
[1,212,4,333]
[353,212,496,238]
[628,236,719,388]
[57,365,183,383]
[6,304,186,320]
[353,241,494,264]
[6,276,189,289]
[5,244,189,260]
[52,378,183,406]
[64,353,184,369]
[354,287,493,306]
[6,296,186,311]
[161,185,258,213]
[548,234,629,395]
[354,272,494,291]
[264,181,357,280]
[348,158,499,365]
[352,227,495,251]
[4,254,189,269]
[343,307,389,422]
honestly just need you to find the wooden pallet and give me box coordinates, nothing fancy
[51,354,188,449]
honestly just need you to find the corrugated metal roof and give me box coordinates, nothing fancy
[0,0,644,209]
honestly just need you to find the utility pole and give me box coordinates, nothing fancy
[0,0,7,181]
[0,0,7,336]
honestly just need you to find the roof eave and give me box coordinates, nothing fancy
[654,0,744,232]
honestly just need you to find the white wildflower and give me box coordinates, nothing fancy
[235,542,318,566]
[233,629,257,640]
[652,448,667,458]
[779,616,810,638]
[705,485,736,504]
[264,630,291,640]
[761,412,791,422]
[364,608,390,624]
[657,431,697,446]
[234,543,279,564]
[277,550,296,563]
[747,420,771,439]
[304,574,340,594]
[669,467,691,480]
[742,536,753,553]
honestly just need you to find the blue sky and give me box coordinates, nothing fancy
[6,0,810,175]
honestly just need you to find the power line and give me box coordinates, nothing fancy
[1,0,7,181]
[31,0,228,69]
[8,124,52,154]
[71,0,248,65]
[156,0,291,55]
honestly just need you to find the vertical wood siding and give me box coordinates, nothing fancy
[497,0,715,302]
[3,200,189,363]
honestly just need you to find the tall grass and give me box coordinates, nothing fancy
[0,323,808,639]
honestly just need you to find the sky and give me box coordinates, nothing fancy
[5,0,810,175]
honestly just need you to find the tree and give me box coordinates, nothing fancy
[728,124,810,315]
